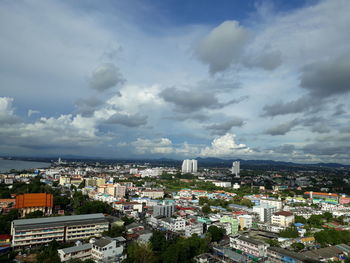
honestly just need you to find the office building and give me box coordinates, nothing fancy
[181,159,198,173]
[232,161,240,177]
[11,213,109,249]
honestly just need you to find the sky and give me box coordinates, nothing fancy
[1,0,350,163]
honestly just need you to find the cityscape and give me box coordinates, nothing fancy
[1,0,350,263]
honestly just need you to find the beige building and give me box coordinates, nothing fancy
[271,211,295,227]
[11,214,109,249]
[140,190,164,199]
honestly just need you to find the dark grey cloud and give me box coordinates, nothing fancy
[300,53,350,98]
[159,87,247,113]
[265,119,299,136]
[206,118,244,135]
[196,20,250,74]
[333,104,346,116]
[302,143,350,156]
[261,96,322,117]
[272,144,296,154]
[90,63,125,92]
[299,116,330,134]
[75,97,105,117]
[104,112,147,127]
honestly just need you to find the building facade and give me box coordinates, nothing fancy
[11,213,109,249]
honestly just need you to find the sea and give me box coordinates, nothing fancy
[0,159,51,173]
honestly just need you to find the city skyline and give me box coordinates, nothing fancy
[1,0,350,164]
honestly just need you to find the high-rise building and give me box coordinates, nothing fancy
[181,159,198,173]
[232,161,240,177]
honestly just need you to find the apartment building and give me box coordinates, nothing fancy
[11,213,109,249]
[140,190,164,199]
[230,235,268,259]
[271,211,295,227]
[58,243,92,262]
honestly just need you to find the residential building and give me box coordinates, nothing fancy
[160,218,186,232]
[253,204,277,223]
[11,213,109,249]
[213,181,232,188]
[181,159,198,173]
[15,193,53,217]
[140,190,164,199]
[267,247,312,263]
[58,243,92,262]
[91,236,126,262]
[271,211,295,227]
[220,216,239,234]
[237,214,253,230]
[232,161,240,177]
[153,203,175,217]
[260,199,283,210]
[185,223,204,237]
[230,235,268,259]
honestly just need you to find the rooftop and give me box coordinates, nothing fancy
[59,243,92,254]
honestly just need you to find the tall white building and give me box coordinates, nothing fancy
[181,159,198,173]
[232,161,240,177]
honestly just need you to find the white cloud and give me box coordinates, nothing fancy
[132,138,173,154]
[27,109,40,117]
[90,63,125,92]
[200,133,252,157]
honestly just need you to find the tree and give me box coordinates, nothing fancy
[291,242,305,252]
[36,240,61,263]
[25,210,44,219]
[124,242,156,263]
[202,204,211,215]
[150,231,167,252]
[78,180,86,189]
[76,200,112,215]
[266,239,281,247]
[207,225,225,242]
[323,212,333,222]
[279,227,299,238]
[295,215,307,224]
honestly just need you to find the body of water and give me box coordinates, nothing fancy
[0,159,51,173]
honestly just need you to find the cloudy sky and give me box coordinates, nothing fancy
[1,0,350,163]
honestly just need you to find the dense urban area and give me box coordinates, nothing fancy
[0,158,350,263]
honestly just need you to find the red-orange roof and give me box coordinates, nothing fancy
[15,193,53,209]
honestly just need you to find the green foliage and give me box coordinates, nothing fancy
[314,229,350,247]
[25,210,44,219]
[323,212,333,222]
[201,204,211,215]
[291,242,305,252]
[124,242,156,263]
[78,180,86,189]
[279,227,299,238]
[103,225,125,238]
[207,225,225,242]
[122,216,135,225]
[295,215,307,224]
[36,240,61,263]
[0,209,19,234]
[307,214,323,227]
[150,231,167,252]
[265,239,281,247]
[76,200,113,215]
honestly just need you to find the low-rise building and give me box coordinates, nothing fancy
[140,190,164,199]
[91,236,126,262]
[58,243,92,262]
[230,235,268,259]
[271,211,295,227]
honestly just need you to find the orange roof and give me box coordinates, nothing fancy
[15,193,53,209]
[304,192,338,197]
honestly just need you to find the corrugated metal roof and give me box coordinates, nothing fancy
[59,243,92,254]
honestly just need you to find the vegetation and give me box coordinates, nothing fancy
[314,229,350,247]
[207,225,225,242]
[0,209,19,234]
[25,210,44,219]
[291,242,305,252]
[279,226,299,238]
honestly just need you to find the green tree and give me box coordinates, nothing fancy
[150,231,167,252]
[201,204,211,215]
[291,242,305,252]
[279,227,299,238]
[36,240,61,263]
[266,239,281,247]
[207,225,225,242]
[124,242,156,263]
[295,215,307,224]
[25,210,44,219]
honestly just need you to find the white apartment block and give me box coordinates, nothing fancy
[181,159,198,173]
[140,190,164,199]
[58,243,92,262]
[237,214,253,230]
[253,205,277,223]
[11,214,109,249]
[230,235,268,259]
[260,199,283,210]
[213,181,232,188]
[185,223,203,237]
[232,161,240,177]
[91,236,126,262]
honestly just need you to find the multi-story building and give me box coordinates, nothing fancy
[213,181,232,188]
[153,203,175,217]
[15,193,53,217]
[230,235,268,260]
[304,191,339,204]
[140,190,164,199]
[253,204,277,223]
[271,211,295,227]
[220,216,239,234]
[11,214,109,249]
[232,161,240,177]
[181,159,198,173]
[185,223,204,237]
[267,247,312,263]
[91,236,126,262]
[160,218,186,232]
[260,199,283,211]
[237,214,253,230]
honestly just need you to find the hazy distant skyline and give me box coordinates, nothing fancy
[1,0,350,163]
